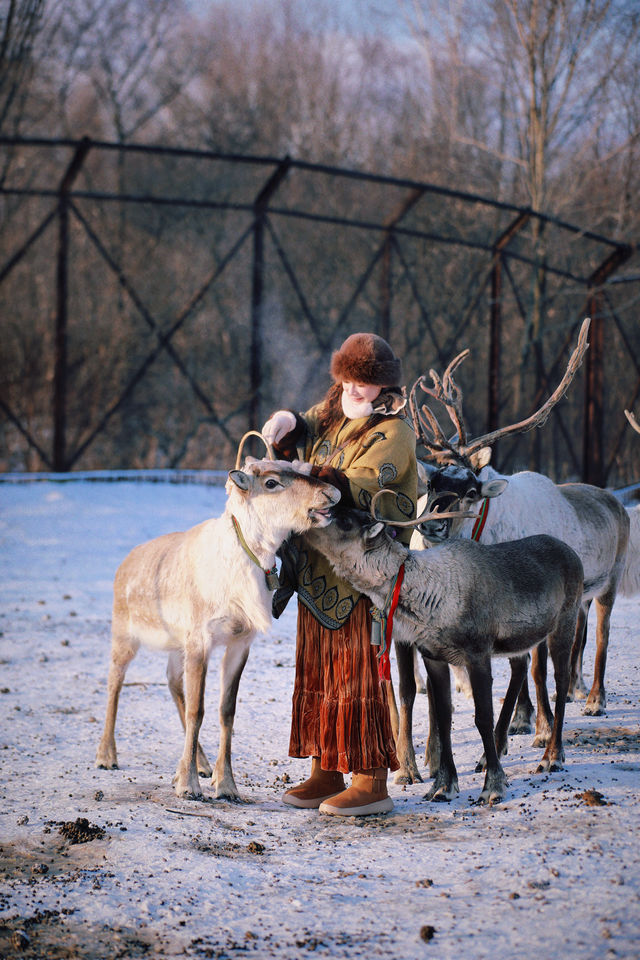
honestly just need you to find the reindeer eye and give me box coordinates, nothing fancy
[264,478,281,490]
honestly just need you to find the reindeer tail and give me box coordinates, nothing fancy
[619,505,640,598]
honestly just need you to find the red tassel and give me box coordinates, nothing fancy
[378,563,405,681]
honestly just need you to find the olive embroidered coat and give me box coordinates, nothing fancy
[283,400,417,629]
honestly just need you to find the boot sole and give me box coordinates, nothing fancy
[318,796,394,816]
[282,791,344,809]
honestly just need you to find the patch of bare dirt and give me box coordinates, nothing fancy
[0,914,179,959]
[0,828,109,883]
[564,725,640,753]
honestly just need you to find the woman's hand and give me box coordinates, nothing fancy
[261,410,297,444]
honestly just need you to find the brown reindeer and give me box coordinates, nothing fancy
[395,319,629,785]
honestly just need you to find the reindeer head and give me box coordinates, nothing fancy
[415,462,508,543]
[227,458,341,533]
[409,318,590,542]
[304,506,393,570]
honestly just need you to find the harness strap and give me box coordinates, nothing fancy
[231,515,279,591]
[371,563,405,682]
[471,497,490,542]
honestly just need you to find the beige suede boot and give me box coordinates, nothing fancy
[318,768,393,816]
[282,757,346,809]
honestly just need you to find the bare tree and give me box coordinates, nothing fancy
[0,0,44,135]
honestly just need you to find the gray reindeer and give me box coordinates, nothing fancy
[305,503,583,804]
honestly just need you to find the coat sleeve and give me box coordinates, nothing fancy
[342,419,417,539]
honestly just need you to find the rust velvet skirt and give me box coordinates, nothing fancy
[289,598,399,774]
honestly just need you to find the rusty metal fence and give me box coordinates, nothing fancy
[0,136,638,486]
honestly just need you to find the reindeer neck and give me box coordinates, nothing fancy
[339,538,408,606]
[224,506,282,571]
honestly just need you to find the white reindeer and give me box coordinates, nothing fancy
[95,454,340,800]
[305,503,584,805]
[397,319,630,785]
[619,409,640,599]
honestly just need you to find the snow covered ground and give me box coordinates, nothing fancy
[0,475,639,960]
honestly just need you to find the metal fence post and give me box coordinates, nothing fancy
[249,156,291,432]
[487,211,531,468]
[582,243,633,485]
[53,136,91,472]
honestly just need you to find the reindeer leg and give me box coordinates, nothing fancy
[451,664,473,699]
[214,638,251,800]
[567,603,589,701]
[508,660,535,735]
[425,667,442,778]
[166,650,212,778]
[413,646,427,694]
[476,655,529,772]
[531,641,554,747]
[583,593,613,716]
[95,628,139,770]
[536,621,572,772]
[493,655,528,759]
[467,655,507,804]
[386,670,399,742]
[423,660,458,801]
[172,646,208,799]
[393,641,423,784]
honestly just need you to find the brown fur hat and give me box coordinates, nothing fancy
[330,333,402,386]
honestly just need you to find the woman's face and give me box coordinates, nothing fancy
[341,381,382,405]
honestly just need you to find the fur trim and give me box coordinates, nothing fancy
[331,333,402,386]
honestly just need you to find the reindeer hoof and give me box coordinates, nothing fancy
[394,767,423,785]
[424,773,459,802]
[214,777,242,801]
[215,789,244,802]
[173,770,203,800]
[535,755,564,774]
[583,699,605,717]
[95,743,118,769]
[478,769,507,805]
[509,720,532,736]
[477,790,504,806]
[95,760,118,770]
[532,733,550,748]
[175,787,204,800]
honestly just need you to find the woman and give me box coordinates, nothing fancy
[262,333,417,816]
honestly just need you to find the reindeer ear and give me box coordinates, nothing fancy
[364,521,386,541]
[481,477,508,498]
[470,446,492,470]
[228,469,252,491]
[416,460,433,496]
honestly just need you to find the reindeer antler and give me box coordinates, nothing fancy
[235,431,276,469]
[370,488,476,528]
[409,349,471,464]
[625,409,640,436]
[411,317,590,467]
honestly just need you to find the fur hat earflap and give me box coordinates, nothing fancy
[330,333,402,386]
